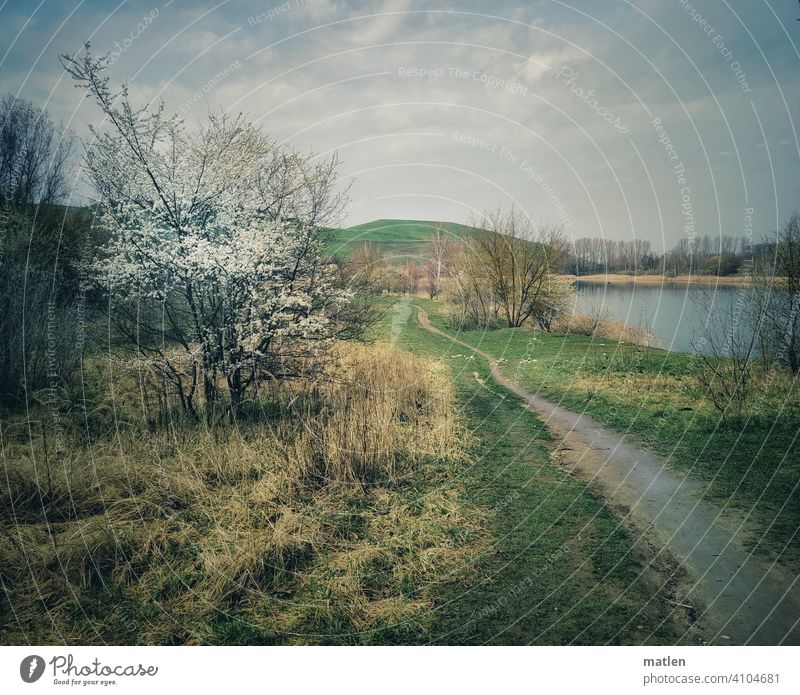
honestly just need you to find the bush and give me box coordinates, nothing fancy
[705,254,741,276]
[0,264,83,406]
[0,208,94,407]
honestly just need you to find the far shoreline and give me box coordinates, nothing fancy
[565,273,751,286]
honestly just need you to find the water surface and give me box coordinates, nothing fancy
[572,280,748,354]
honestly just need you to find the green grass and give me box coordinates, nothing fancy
[414,298,800,558]
[382,297,695,644]
[328,219,478,262]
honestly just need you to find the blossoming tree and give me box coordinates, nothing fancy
[62,47,352,418]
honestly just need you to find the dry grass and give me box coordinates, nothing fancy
[553,312,655,346]
[563,273,751,285]
[289,344,462,486]
[0,344,481,645]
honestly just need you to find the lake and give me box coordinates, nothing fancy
[572,280,750,354]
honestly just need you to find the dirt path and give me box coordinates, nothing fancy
[415,307,800,645]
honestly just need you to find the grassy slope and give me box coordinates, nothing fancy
[328,219,478,262]
[415,298,800,558]
[376,297,693,644]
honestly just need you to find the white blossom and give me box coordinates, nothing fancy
[64,47,351,415]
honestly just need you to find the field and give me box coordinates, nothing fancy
[381,298,698,644]
[3,208,798,644]
[328,219,478,262]
[0,343,480,644]
[3,293,797,645]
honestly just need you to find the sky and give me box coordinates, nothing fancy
[1,0,799,251]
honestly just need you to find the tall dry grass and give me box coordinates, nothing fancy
[291,344,461,485]
[0,344,481,644]
[553,312,655,346]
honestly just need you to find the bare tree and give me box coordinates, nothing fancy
[0,96,82,405]
[469,205,571,329]
[346,243,389,295]
[424,225,455,299]
[0,94,74,209]
[447,242,495,329]
[691,287,759,424]
[751,213,800,374]
[405,260,423,295]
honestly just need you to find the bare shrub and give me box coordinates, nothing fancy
[750,213,800,374]
[347,243,390,295]
[0,95,85,406]
[690,286,758,424]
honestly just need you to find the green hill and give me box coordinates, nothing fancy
[328,219,479,262]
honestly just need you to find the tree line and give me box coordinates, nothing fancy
[569,234,775,277]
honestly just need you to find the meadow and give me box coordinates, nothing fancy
[0,298,704,645]
[328,219,479,262]
[415,297,800,559]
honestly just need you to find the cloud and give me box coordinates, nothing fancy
[515,45,586,82]
[1,0,798,239]
[340,0,414,45]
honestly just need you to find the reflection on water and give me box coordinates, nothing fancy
[572,280,747,354]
